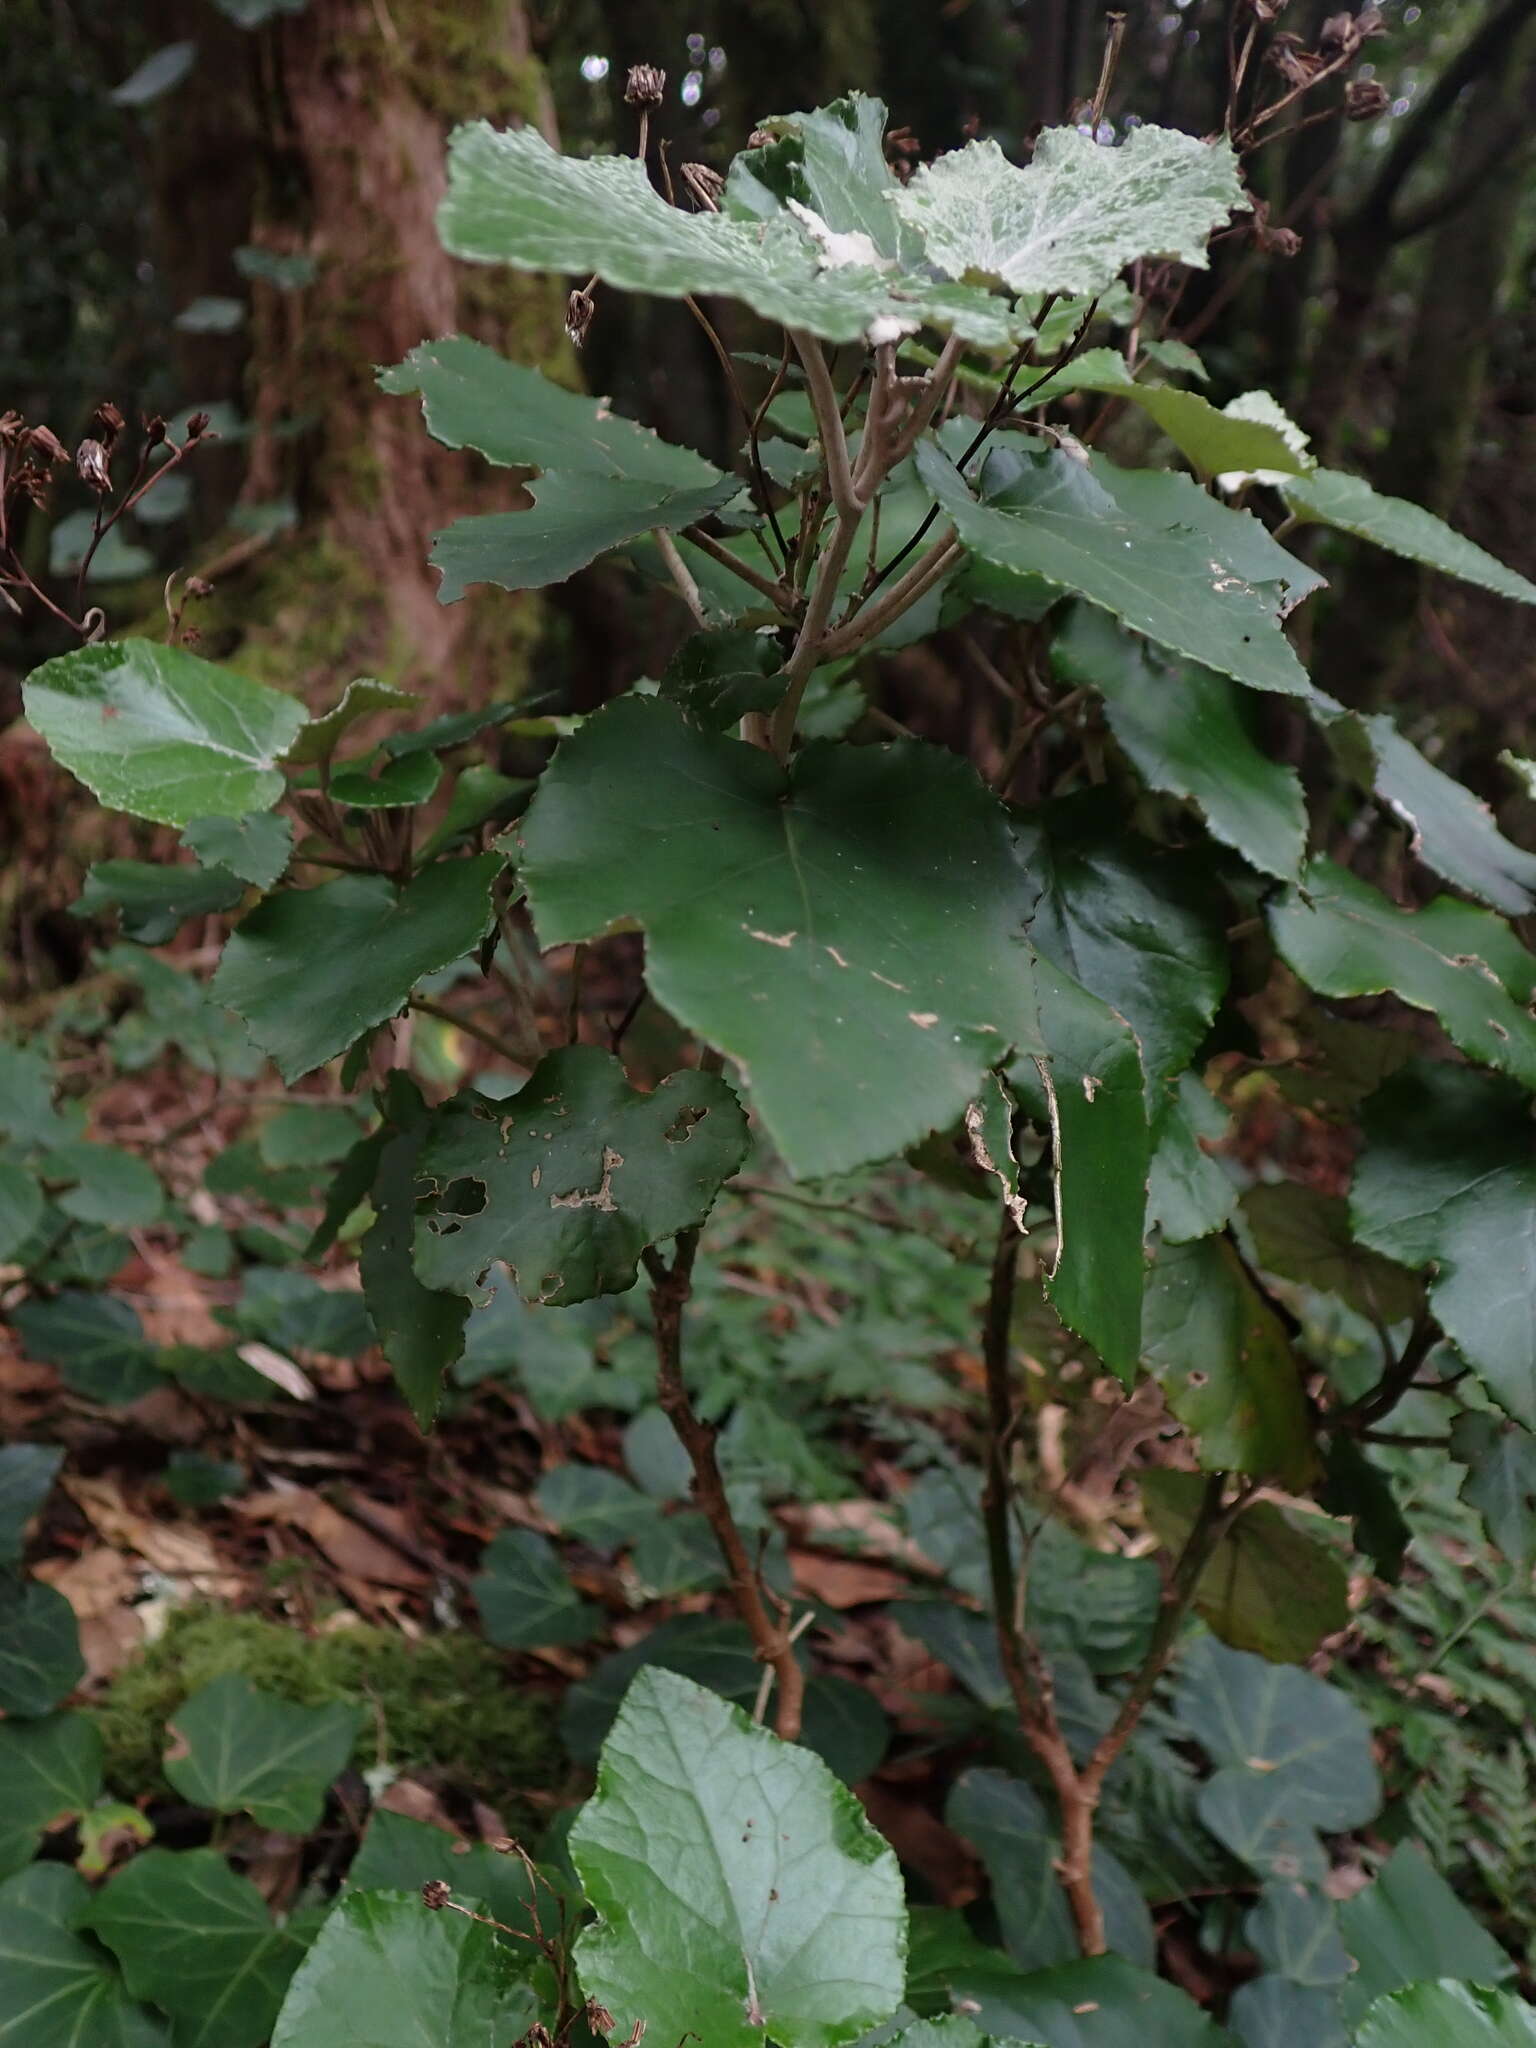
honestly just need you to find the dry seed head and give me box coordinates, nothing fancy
[421,1879,452,1910]
[1345,78,1391,121]
[76,439,112,493]
[624,64,666,109]
[566,287,597,348]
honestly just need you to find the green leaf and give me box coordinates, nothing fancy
[1268,859,1536,1091]
[1014,964,1148,1381]
[347,1812,555,1935]
[1452,1415,1536,1568]
[271,1888,534,2048]
[330,752,443,809]
[211,855,502,1082]
[1356,1984,1536,2048]
[1141,1237,1314,1485]
[1014,794,1227,1090]
[0,1445,62,1566]
[12,1293,161,1404]
[358,1078,467,1427]
[0,1159,46,1263]
[75,1805,154,1880]
[381,335,723,486]
[1337,1844,1516,2025]
[256,1104,363,1170]
[84,1849,307,2048]
[947,1770,1153,1972]
[1242,1182,1421,1325]
[163,1451,246,1506]
[535,1464,657,1553]
[43,1143,163,1228]
[1244,1883,1350,1986]
[0,1864,168,2047]
[1051,607,1306,882]
[892,124,1244,298]
[440,121,1031,350]
[1146,1074,1235,1243]
[429,471,736,602]
[233,1269,374,1360]
[519,699,1045,1179]
[76,860,246,944]
[0,1574,84,1717]
[0,1713,102,1880]
[1228,1978,1348,2048]
[1351,1064,1536,1426]
[181,812,293,889]
[1145,1472,1346,1663]
[283,678,417,767]
[917,442,1314,700]
[472,1528,601,1648]
[570,1667,906,2048]
[24,640,305,827]
[164,1674,363,1831]
[1317,1438,1409,1585]
[413,1045,749,1307]
[1282,466,1536,605]
[660,627,782,732]
[1173,1636,1378,1882]
[955,1952,1227,2048]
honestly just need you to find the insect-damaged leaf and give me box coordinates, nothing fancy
[518,697,1045,1181]
[413,1045,750,1307]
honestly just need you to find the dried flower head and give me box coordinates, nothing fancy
[25,423,68,465]
[1320,6,1385,55]
[89,401,125,449]
[0,411,24,444]
[746,128,774,150]
[76,439,112,493]
[1345,77,1391,121]
[185,575,215,598]
[1267,34,1324,87]
[142,413,167,447]
[680,161,724,211]
[566,287,597,348]
[1248,0,1289,19]
[185,411,212,441]
[421,1880,452,1911]
[624,64,666,109]
[584,2002,617,2037]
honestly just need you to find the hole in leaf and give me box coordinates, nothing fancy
[440,1177,488,1217]
[664,1105,708,1143]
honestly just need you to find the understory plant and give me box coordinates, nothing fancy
[9,26,1536,2048]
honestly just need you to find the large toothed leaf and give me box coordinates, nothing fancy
[727,94,919,263]
[440,120,1030,348]
[1282,466,1536,605]
[1356,1984,1536,2048]
[211,855,503,1082]
[891,125,1245,298]
[1351,1063,1536,1428]
[518,697,1044,1180]
[0,1864,168,2048]
[917,441,1314,699]
[429,473,737,601]
[413,1045,750,1307]
[1267,859,1536,1091]
[570,1668,906,2048]
[24,640,306,827]
[1338,1845,1517,2026]
[381,335,725,485]
[1052,606,1307,882]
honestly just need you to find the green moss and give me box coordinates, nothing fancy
[93,1607,561,1816]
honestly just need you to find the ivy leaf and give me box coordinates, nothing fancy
[1337,1844,1517,2026]
[1452,1415,1536,1569]
[181,812,293,890]
[84,1849,308,2048]
[0,1158,46,1263]
[1351,1063,1536,1427]
[210,855,503,1082]
[1314,698,1536,916]
[536,1465,657,1553]
[11,1294,162,1405]
[381,336,723,486]
[348,1812,559,1940]
[954,1952,1228,2048]
[0,1446,62,1568]
[1014,792,1227,1091]
[0,1712,102,1880]
[1282,466,1536,605]
[947,1770,1154,1972]
[1051,607,1306,882]
[43,1142,164,1228]
[358,1077,468,1428]
[1242,1182,1421,1325]
[1268,859,1536,1092]
[164,1674,363,1832]
[1355,1984,1536,2048]
[472,1529,602,1648]
[271,1889,535,2048]
[916,440,1314,701]
[570,1668,906,2048]
[24,640,306,827]
[0,1864,168,2047]
[1141,1238,1315,1486]
[413,1046,750,1307]
[1144,1472,1345,1663]
[440,121,1031,349]
[0,1575,84,1717]
[519,697,1045,1180]
[1172,1637,1378,1883]
[1146,1074,1235,1244]
[892,125,1245,298]
[76,860,247,944]
[283,678,417,768]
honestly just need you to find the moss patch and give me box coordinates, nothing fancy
[94,1607,560,1816]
